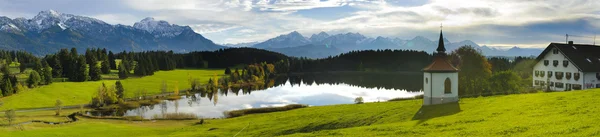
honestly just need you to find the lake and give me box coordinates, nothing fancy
[92,72,424,118]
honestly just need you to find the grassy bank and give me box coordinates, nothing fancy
[0,69,223,110]
[2,88,600,136]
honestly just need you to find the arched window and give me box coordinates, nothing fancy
[425,77,428,84]
[444,78,451,94]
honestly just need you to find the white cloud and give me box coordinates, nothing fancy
[1,0,599,47]
[190,24,241,34]
[91,14,139,25]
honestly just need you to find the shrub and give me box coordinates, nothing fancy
[5,109,16,125]
[26,71,41,88]
[354,97,364,104]
[55,99,63,116]
[224,104,308,118]
[119,101,141,109]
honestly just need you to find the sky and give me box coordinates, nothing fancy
[0,0,599,48]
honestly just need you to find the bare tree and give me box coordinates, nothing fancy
[55,100,63,116]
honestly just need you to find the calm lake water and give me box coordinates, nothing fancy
[95,72,424,118]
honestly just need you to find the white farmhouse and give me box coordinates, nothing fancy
[422,29,459,106]
[532,41,600,91]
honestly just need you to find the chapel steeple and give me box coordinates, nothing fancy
[436,25,446,53]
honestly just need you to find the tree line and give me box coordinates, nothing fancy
[287,49,432,72]
[450,46,536,97]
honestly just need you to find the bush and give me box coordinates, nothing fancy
[224,104,308,118]
[55,99,63,116]
[26,71,41,88]
[5,109,16,125]
[119,101,141,109]
[490,70,524,95]
[354,97,364,104]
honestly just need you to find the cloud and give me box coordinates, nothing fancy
[190,23,241,34]
[0,0,599,46]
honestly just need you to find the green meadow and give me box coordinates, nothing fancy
[2,88,600,136]
[0,69,224,110]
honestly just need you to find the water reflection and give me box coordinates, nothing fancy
[102,73,424,118]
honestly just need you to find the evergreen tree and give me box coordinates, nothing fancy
[50,55,62,78]
[118,62,128,79]
[100,59,110,74]
[71,56,88,82]
[134,58,146,76]
[225,67,232,75]
[57,49,71,77]
[89,56,102,81]
[26,71,41,88]
[19,61,26,73]
[1,78,12,96]
[43,66,53,85]
[0,66,12,96]
[115,81,124,99]
[108,51,116,70]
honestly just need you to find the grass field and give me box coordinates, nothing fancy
[2,88,600,136]
[0,69,224,110]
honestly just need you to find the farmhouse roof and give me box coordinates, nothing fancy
[536,43,600,72]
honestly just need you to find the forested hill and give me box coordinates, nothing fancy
[182,48,289,68]
[288,49,432,72]
[111,48,434,74]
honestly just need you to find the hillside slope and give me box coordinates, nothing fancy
[3,89,600,136]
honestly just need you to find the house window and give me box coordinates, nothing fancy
[555,82,564,88]
[444,78,451,94]
[553,60,559,67]
[574,73,580,81]
[563,60,569,67]
[566,72,572,80]
[548,71,553,78]
[535,71,539,77]
[573,84,582,90]
[544,60,549,66]
[540,71,545,77]
[534,80,540,85]
[553,49,559,54]
[540,81,546,87]
[556,72,564,80]
[549,82,554,87]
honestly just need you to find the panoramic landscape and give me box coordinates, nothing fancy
[1,0,600,136]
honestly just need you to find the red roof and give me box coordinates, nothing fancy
[423,54,459,72]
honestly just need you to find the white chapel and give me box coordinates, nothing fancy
[422,28,459,106]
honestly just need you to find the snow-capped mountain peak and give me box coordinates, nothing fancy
[309,31,330,42]
[252,31,310,48]
[133,17,188,38]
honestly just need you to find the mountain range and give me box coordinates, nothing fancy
[0,10,542,58]
[243,31,543,58]
[0,10,223,55]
